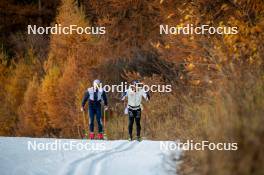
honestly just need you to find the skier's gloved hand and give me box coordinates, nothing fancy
[104,106,109,110]
[124,107,128,115]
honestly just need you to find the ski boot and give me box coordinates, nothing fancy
[98,133,104,140]
[89,133,95,140]
[128,135,133,141]
[136,136,142,142]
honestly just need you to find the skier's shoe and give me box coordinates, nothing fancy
[128,135,133,141]
[89,133,95,140]
[136,136,142,142]
[98,133,104,140]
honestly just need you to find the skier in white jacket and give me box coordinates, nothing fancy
[121,80,150,141]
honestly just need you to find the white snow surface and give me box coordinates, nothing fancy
[0,137,181,175]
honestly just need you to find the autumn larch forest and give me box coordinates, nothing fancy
[0,0,263,175]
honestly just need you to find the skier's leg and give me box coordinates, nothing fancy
[88,106,95,134]
[95,105,103,133]
[135,109,141,138]
[128,109,134,139]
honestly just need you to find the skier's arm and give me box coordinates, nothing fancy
[142,90,150,101]
[146,91,150,100]
[102,91,108,106]
[81,91,89,108]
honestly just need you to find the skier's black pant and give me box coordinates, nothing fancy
[88,103,103,133]
[128,108,141,138]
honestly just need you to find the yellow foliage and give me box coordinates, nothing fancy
[38,67,61,127]
[47,0,92,70]
[186,63,195,71]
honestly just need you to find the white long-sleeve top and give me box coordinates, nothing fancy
[122,88,149,109]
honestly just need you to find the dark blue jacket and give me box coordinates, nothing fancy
[81,88,108,108]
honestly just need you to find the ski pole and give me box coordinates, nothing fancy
[77,112,82,138]
[103,108,107,139]
[143,103,149,139]
[123,101,126,139]
[143,111,147,138]
[82,111,88,138]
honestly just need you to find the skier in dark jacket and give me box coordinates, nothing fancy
[81,79,108,139]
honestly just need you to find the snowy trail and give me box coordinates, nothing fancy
[0,137,181,175]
